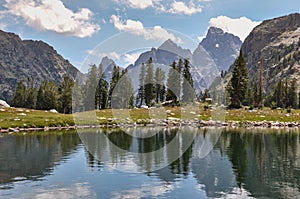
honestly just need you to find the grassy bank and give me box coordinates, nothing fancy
[0,106,300,130]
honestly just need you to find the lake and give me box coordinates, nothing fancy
[0,127,300,199]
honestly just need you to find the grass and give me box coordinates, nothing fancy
[0,108,74,129]
[0,105,300,129]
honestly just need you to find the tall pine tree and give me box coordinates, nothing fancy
[182,58,195,102]
[144,58,155,106]
[227,50,248,108]
[154,67,165,103]
[166,60,181,104]
[95,65,108,110]
[36,81,59,110]
[84,64,98,111]
[13,80,26,108]
[108,65,120,108]
[58,76,74,114]
[288,78,297,109]
[111,69,134,109]
[136,63,146,107]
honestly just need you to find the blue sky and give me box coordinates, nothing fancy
[0,0,299,72]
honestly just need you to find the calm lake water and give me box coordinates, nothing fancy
[0,127,300,199]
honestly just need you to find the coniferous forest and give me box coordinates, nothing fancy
[12,51,300,113]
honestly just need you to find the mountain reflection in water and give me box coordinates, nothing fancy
[0,128,299,199]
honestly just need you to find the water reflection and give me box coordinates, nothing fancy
[78,127,221,173]
[222,128,300,198]
[0,128,300,198]
[0,131,81,186]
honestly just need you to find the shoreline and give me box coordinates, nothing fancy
[1,119,300,133]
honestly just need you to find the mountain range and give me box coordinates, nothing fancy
[103,28,241,93]
[0,13,299,103]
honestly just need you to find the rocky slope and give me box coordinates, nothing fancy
[0,30,80,102]
[126,39,219,94]
[201,27,242,72]
[240,13,300,94]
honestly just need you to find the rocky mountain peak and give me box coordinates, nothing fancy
[159,39,192,59]
[101,56,115,67]
[200,26,242,72]
[207,26,225,35]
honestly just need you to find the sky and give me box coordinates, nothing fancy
[0,0,299,72]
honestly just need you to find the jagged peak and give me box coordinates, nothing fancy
[205,26,242,42]
[207,26,225,34]
[100,56,115,66]
[159,39,183,50]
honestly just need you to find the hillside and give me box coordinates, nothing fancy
[241,13,300,94]
[0,30,80,102]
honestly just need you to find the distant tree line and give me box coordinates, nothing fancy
[13,76,75,113]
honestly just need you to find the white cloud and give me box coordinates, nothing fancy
[168,1,202,15]
[114,0,162,9]
[114,0,203,15]
[209,16,261,41]
[122,52,141,65]
[110,15,182,43]
[88,50,121,60]
[197,35,205,42]
[4,0,100,37]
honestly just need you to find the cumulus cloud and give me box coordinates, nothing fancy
[110,15,182,43]
[88,50,121,61]
[114,0,203,15]
[168,1,202,15]
[122,52,141,65]
[4,0,100,37]
[209,16,261,41]
[114,0,156,9]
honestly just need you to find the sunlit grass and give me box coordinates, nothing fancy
[0,106,299,129]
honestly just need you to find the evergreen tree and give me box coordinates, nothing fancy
[58,76,74,114]
[84,64,98,111]
[287,78,297,109]
[274,79,285,108]
[298,91,300,109]
[25,77,37,109]
[154,67,165,103]
[244,84,253,107]
[160,85,166,103]
[13,77,37,109]
[144,58,155,106]
[136,63,146,107]
[253,83,259,107]
[111,70,134,109]
[108,65,120,108]
[95,65,108,110]
[177,59,183,101]
[72,79,83,112]
[284,77,288,109]
[182,58,195,102]
[13,80,26,108]
[36,81,59,110]
[227,50,248,108]
[166,60,181,104]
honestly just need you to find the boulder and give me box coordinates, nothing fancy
[0,100,10,107]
